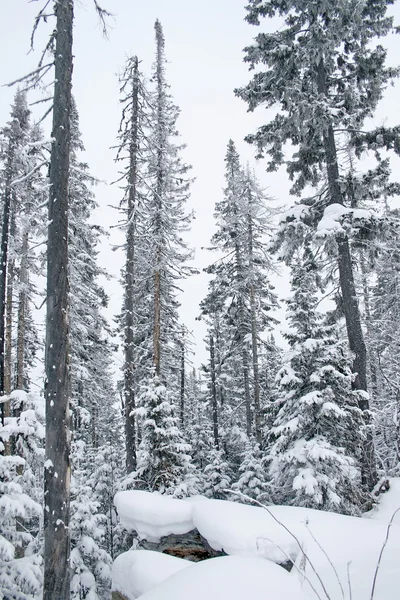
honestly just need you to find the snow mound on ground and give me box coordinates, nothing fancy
[365,478,400,523]
[112,550,192,600]
[134,555,308,600]
[192,499,400,600]
[114,491,194,541]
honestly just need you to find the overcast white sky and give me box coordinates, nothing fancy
[1,1,399,370]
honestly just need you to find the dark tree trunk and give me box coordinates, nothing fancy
[316,58,377,490]
[153,24,164,378]
[124,56,140,474]
[247,211,262,445]
[209,333,219,449]
[43,1,73,598]
[179,337,185,426]
[0,148,14,425]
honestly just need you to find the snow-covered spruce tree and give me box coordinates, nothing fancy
[133,376,198,497]
[68,98,114,447]
[114,55,148,475]
[232,442,269,504]
[236,0,399,491]
[266,248,365,514]
[70,441,112,600]
[142,20,195,381]
[68,101,115,596]
[203,141,277,443]
[203,448,233,500]
[0,91,30,405]
[0,390,44,599]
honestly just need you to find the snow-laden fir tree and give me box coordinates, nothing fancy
[237,0,400,490]
[0,390,44,599]
[232,442,269,504]
[141,20,195,382]
[203,141,277,443]
[203,448,233,500]
[70,441,112,600]
[68,100,116,596]
[266,248,365,515]
[132,376,198,497]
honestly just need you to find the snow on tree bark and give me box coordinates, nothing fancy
[43,0,73,597]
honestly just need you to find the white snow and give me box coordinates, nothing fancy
[114,491,194,542]
[114,491,400,600]
[133,555,308,600]
[365,478,400,524]
[317,203,350,235]
[112,550,192,600]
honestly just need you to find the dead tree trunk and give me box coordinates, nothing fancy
[124,56,140,474]
[317,57,377,490]
[0,146,14,425]
[179,337,185,426]
[43,0,73,598]
[247,210,262,445]
[16,231,28,390]
[209,333,219,449]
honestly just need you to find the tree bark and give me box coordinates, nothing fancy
[179,337,185,426]
[124,56,140,474]
[316,57,377,490]
[43,1,73,597]
[0,142,14,425]
[153,24,164,377]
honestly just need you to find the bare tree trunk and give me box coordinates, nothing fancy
[153,24,164,378]
[124,57,140,474]
[0,150,14,426]
[247,210,262,445]
[316,57,377,490]
[4,257,14,395]
[209,333,219,449]
[179,337,185,426]
[16,230,28,391]
[43,1,73,597]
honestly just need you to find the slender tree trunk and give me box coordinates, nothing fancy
[316,57,377,490]
[247,211,262,445]
[124,57,140,474]
[179,338,185,426]
[209,333,219,449]
[16,229,28,390]
[153,25,164,377]
[43,1,73,597]
[4,263,13,396]
[0,150,14,426]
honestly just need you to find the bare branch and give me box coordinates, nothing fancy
[30,0,52,50]
[4,62,54,88]
[92,0,114,37]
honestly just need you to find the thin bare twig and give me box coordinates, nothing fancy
[227,490,332,600]
[92,0,114,36]
[370,507,400,600]
[305,521,345,600]
[346,562,353,600]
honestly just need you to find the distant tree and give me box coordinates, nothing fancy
[232,442,269,503]
[143,20,195,380]
[133,376,197,496]
[203,448,232,500]
[0,91,31,409]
